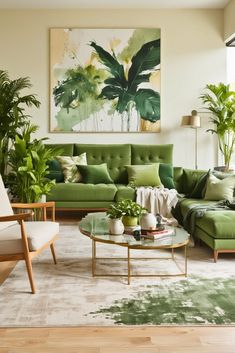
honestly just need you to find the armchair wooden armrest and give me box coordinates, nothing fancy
[11,202,55,221]
[0,212,33,222]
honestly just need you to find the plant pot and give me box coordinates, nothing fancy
[140,212,156,230]
[109,218,124,235]
[122,216,138,227]
[39,194,47,203]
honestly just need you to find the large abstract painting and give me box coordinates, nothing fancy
[50,28,161,133]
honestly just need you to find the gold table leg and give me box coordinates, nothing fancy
[92,239,96,277]
[185,244,187,277]
[127,247,130,285]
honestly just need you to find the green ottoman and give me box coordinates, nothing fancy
[195,210,235,262]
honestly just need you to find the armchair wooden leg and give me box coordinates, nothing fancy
[24,255,36,294]
[50,243,57,264]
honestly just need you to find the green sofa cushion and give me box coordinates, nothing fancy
[126,164,162,187]
[131,144,173,165]
[48,183,117,202]
[204,174,235,202]
[186,170,210,199]
[115,184,136,202]
[47,159,64,182]
[46,144,75,182]
[173,167,184,193]
[182,169,208,195]
[159,163,175,189]
[77,163,113,184]
[53,201,113,209]
[74,144,131,184]
[196,211,235,239]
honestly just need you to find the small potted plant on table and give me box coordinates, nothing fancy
[107,199,146,235]
[106,204,125,235]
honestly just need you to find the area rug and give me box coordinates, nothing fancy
[0,223,235,326]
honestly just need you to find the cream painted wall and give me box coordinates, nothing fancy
[224,0,235,41]
[0,9,226,169]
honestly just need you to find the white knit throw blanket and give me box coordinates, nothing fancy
[136,187,178,219]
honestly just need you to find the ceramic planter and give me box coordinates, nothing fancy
[109,218,124,235]
[122,216,138,227]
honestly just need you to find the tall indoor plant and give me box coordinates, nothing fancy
[7,123,60,203]
[200,83,235,171]
[0,70,40,181]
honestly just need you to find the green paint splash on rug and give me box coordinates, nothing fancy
[92,277,235,325]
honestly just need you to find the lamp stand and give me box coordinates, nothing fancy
[195,127,198,170]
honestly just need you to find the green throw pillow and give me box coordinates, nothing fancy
[77,163,114,184]
[56,153,87,183]
[187,169,210,199]
[159,163,175,189]
[47,159,64,182]
[126,164,162,187]
[204,174,235,202]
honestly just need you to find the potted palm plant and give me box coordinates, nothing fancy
[7,123,60,203]
[0,70,40,181]
[200,83,235,171]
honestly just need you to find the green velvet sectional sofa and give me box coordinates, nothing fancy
[46,143,173,209]
[46,143,235,261]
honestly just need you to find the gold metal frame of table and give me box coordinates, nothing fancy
[81,229,189,285]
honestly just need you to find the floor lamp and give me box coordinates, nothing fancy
[181,110,201,170]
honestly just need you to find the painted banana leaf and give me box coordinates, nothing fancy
[128,39,160,93]
[90,39,160,122]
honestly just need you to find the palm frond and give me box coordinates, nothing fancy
[128,39,160,93]
[90,41,126,85]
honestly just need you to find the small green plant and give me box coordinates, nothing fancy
[107,199,146,219]
[106,204,125,219]
[7,123,61,203]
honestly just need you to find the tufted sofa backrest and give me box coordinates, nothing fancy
[74,144,131,184]
[46,143,174,185]
[131,144,173,165]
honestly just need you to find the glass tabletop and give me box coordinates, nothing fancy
[79,212,189,249]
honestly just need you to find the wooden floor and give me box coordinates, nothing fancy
[0,326,235,352]
[1,213,234,353]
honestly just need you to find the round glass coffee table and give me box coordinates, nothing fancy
[79,212,189,284]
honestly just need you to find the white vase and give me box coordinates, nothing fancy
[109,218,124,235]
[140,213,156,230]
[39,194,46,203]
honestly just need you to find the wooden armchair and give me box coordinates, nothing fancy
[0,175,59,294]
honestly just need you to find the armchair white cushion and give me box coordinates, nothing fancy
[0,221,59,255]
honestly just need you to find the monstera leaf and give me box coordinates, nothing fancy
[53,80,79,109]
[135,89,160,122]
[128,39,160,93]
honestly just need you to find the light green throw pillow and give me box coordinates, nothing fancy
[77,163,113,184]
[204,174,235,202]
[126,164,162,187]
[56,153,87,183]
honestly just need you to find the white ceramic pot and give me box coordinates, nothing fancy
[140,212,156,230]
[39,194,46,203]
[109,218,124,235]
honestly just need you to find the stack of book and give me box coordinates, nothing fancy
[142,228,175,239]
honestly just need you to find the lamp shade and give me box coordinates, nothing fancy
[181,111,201,129]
